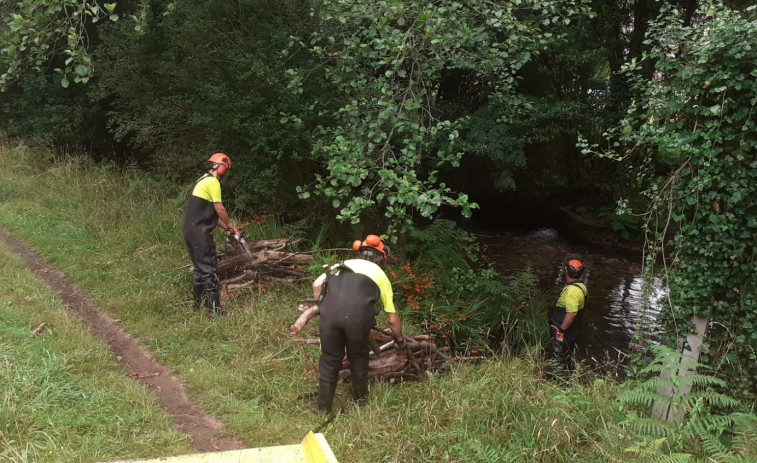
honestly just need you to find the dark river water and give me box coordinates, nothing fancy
[470,227,666,368]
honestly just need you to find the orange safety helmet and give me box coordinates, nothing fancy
[565,259,585,278]
[207,152,231,176]
[352,234,390,260]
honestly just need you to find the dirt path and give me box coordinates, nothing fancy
[0,227,245,453]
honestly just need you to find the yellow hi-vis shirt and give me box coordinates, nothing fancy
[555,283,587,313]
[319,259,396,314]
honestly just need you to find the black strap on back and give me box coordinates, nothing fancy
[185,173,209,203]
[319,262,354,302]
[569,282,587,299]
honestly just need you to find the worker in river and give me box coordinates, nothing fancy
[547,258,588,375]
[312,234,406,414]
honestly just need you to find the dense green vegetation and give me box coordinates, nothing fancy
[1,0,756,460]
[0,0,643,224]
[581,2,757,392]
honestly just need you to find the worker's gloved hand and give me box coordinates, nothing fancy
[228,226,242,236]
[555,331,565,343]
[396,337,419,356]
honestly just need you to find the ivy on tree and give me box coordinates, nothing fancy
[585,2,757,392]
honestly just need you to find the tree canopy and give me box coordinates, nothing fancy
[289,0,592,236]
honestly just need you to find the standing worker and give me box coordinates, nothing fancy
[548,258,588,375]
[312,234,406,414]
[182,153,241,319]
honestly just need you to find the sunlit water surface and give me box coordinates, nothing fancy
[471,227,665,368]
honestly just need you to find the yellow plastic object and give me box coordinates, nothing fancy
[99,432,338,463]
[300,431,338,463]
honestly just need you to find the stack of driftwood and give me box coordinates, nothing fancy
[290,302,448,382]
[217,237,315,301]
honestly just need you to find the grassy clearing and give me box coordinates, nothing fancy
[0,239,191,462]
[0,140,683,462]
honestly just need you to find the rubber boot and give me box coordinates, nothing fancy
[200,281,224,320]
[192,283,203,311]
[206,288,224,320]
[547,340,572,383]
[352,375,369,407]
[545,340,565,382]
[316,380,337,414]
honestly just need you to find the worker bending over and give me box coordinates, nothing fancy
[312,235,406,414]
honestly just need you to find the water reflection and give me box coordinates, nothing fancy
[470,227,665,363]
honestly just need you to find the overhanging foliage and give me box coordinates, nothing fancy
[586,2,757,391]
[290,0,593,236]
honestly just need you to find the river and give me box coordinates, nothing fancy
[469,227,666,371]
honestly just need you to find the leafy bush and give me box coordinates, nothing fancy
[584,2,757,393]
[396,220,544,354]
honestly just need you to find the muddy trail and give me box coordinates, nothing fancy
[0,227,245,453]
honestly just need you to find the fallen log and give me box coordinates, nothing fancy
[290,301,447,382]
[216,237,315,307]
[247,238,291,252]
[255,250,315,264]
[289,303,319,336]
[559,206,610,228]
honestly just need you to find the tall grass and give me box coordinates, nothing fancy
[0,241,190,462]
[1,139,753,462]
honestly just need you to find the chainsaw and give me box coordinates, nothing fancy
[227,229,252,256]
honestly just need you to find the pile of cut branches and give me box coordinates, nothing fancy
[217,238,314,300]
[290,302,448,382]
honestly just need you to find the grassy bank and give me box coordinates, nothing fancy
[0,236,191,461]
[1,140,751,463]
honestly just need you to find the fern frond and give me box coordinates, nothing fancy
[618,389,657,408]
[624,437,667,455]
[626,416,675,439]
[689,419,730,457]
[674,373,727,389]
[641,376,670,390]
[729,413,757,460]
[623,438,694,463]
[650,454,693,463]
[680,391,738,410]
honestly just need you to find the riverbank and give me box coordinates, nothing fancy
[1,140,753,463]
